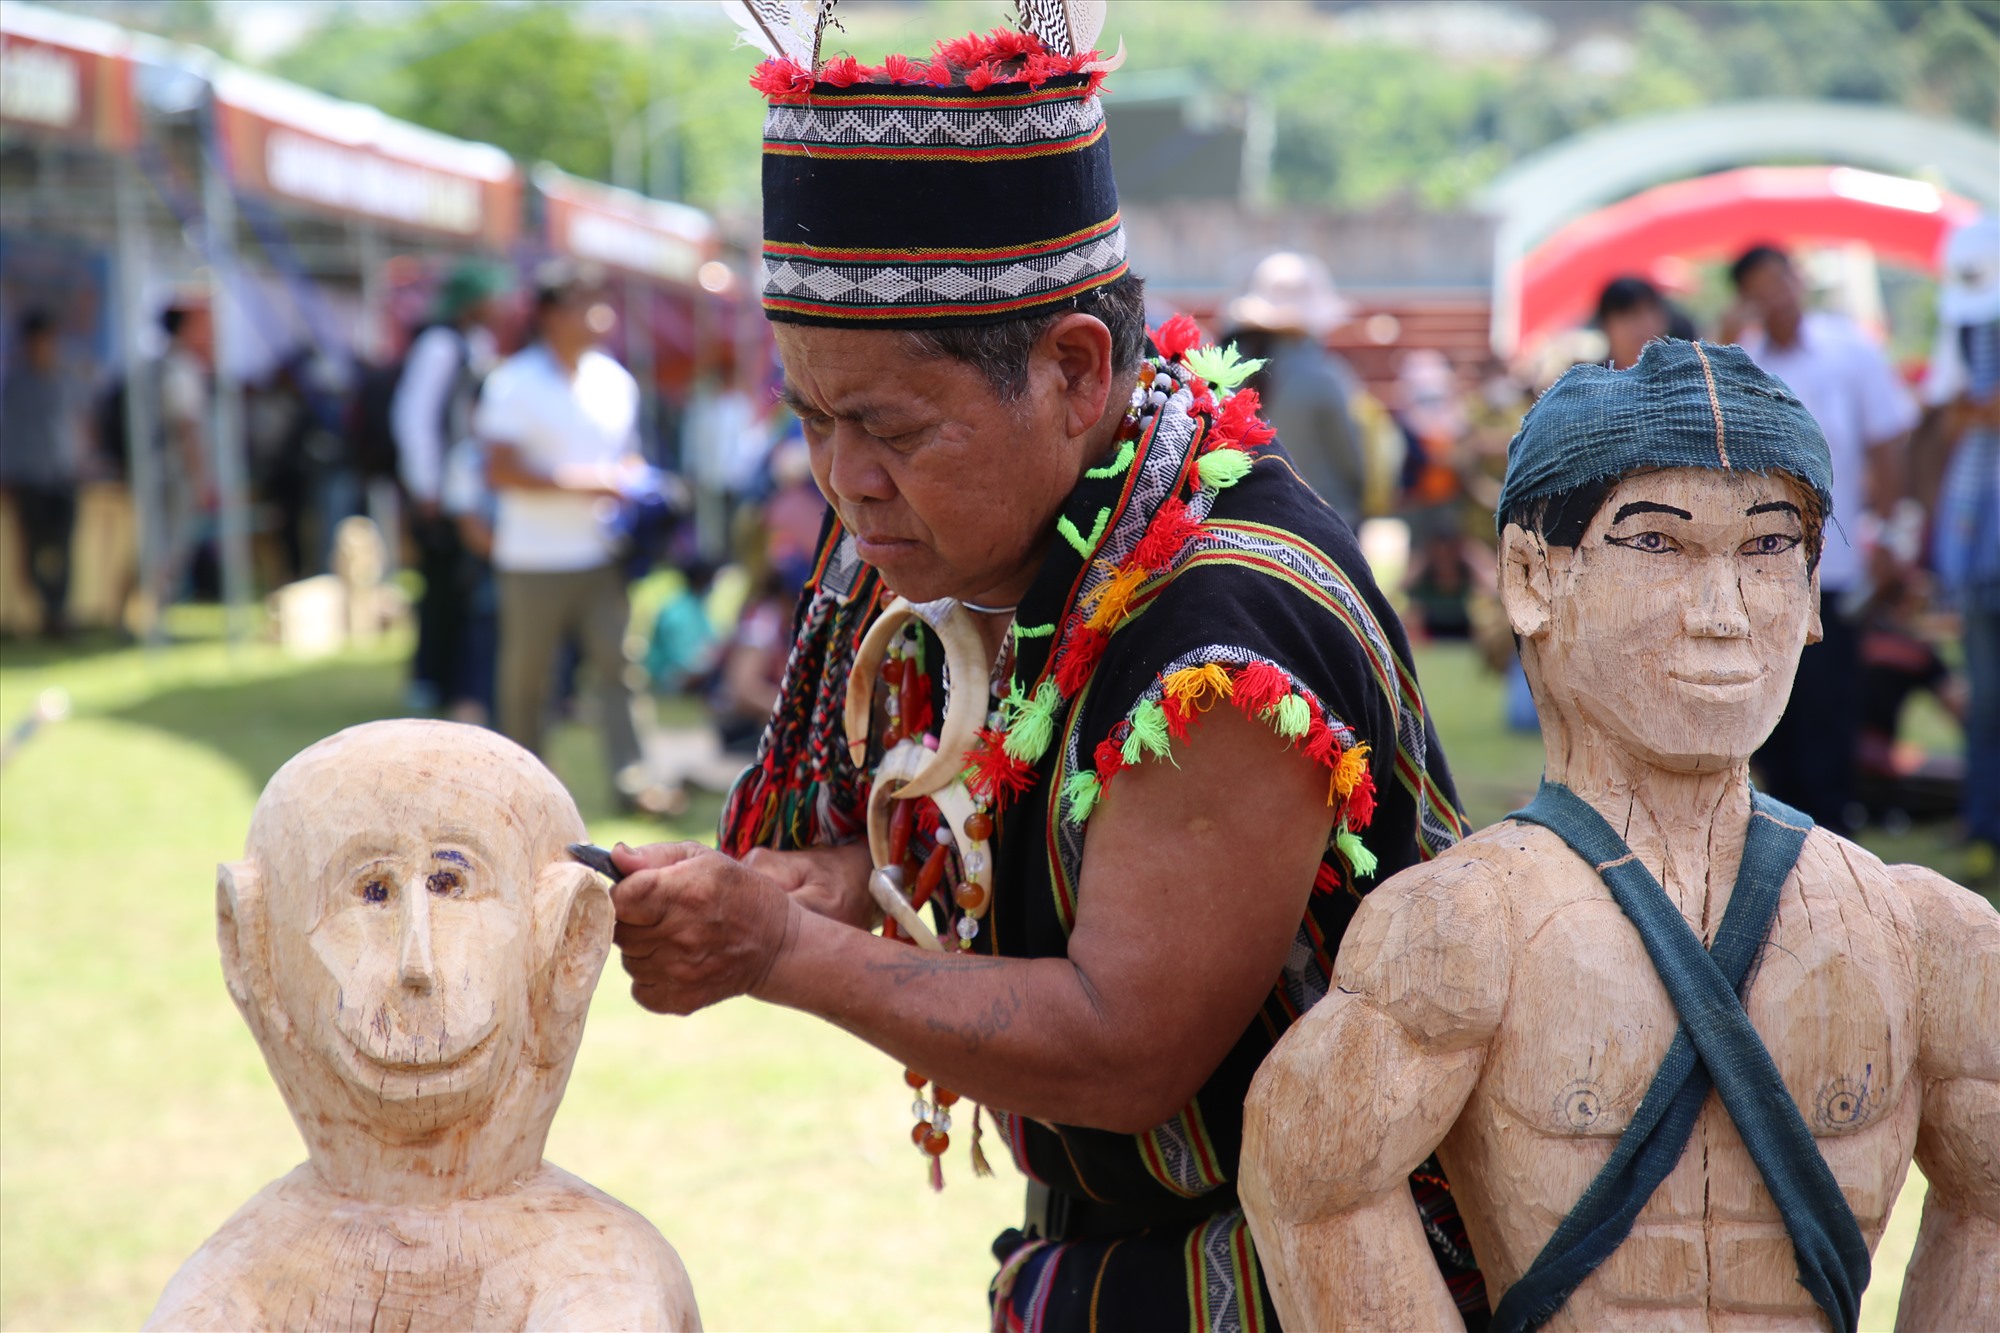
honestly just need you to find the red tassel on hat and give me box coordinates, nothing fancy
[750,58,815,98]
[819,55,863,87]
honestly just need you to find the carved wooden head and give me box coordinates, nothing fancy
[218,721,608,1162]
[1501,467,1822,772]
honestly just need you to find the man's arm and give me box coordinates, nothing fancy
[1240,856,1507,1331]
[1895,864,2000,1331]
[611,703,1333,1131]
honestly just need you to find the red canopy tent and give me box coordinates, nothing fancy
[1514,165,1980,353]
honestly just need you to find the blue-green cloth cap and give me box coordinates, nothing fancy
[1497,338,1833,532]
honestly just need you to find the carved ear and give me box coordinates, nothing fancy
[1498,524,1555,640]
[216,861,278,1036]
[1803,565,1823,646]
[532,861,613,1067]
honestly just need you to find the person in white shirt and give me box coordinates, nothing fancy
[477,260,647,798]
[1725,244,1919,831]
[392,261,507,711]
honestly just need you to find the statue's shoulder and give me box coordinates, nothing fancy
[520,1166,700,1330]
[143,1169,316,1330]
[520,1163,689,1269]
[1337,834,1522,1045]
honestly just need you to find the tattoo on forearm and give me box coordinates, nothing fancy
[865,955,1008,987]
[924,988,1024,1054]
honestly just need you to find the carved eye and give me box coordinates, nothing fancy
[426,870,462,897]
[361,879,389,904]
[1609,531,1675,554]
[1741,533,1800,556]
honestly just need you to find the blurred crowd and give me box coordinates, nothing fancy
[2,223,1996,873]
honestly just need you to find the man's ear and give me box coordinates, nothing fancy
[1804,565,1823,645]
[1499,524,1555,640]
[532,861,613,1067]
[1039,312,1116,440]
[217,861,281,1038]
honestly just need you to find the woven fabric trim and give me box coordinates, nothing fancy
[763,121,1102,163]
[763,88,1101,151]
[764,213,1121,264]
[1690,339,1731,470]
[761,227,1127,318]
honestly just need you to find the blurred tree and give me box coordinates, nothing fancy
[217,0,1995,214]
[266,3,767,210]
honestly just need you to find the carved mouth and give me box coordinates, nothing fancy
[1671,668,1762,685]
[340,1015,499,1077]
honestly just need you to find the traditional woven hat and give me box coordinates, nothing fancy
[734,5,1127,328]
[1498,338,1832,529]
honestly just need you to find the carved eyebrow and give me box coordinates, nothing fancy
[1612,501,1694,523]
[433,850,470,867]
[1746,501,1801,518]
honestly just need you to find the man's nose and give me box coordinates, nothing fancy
[1685,555,1751,638]
[398,874,435,993]
[822,426,895,506]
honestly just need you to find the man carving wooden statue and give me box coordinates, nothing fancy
[148,720,699,1332]
[1241,340,2000,1331]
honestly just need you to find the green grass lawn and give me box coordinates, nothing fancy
[0,624,1962,1330]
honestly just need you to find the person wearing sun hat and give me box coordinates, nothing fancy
[609,8,1486,1326]
[1225,252,1369,526]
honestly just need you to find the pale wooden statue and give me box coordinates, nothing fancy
[1241,463,2000,1329]
[148,719,699,1332]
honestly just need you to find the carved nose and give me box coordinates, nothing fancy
[1685,558,1750,639]
[398,874,435,992]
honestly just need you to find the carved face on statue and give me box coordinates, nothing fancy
[1504,467,1822,772]
[218,721,609,1183]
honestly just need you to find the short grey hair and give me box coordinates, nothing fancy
[902,273,1149,400]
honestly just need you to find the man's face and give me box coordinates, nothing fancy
[24,330,57,373]
[1535,468,1817,771]
[1603,304,1667,371]
[264,783,538,1122]
[1738,257,1803,333]
[774,324,1085,604]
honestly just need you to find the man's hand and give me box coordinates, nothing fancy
[741,842,880,931]
[607,842,802,1015]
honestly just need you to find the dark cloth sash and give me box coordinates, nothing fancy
[1490,783,1868,1333]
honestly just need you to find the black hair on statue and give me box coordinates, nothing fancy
[1503,470,1826,569]
[1501,476,1619,549]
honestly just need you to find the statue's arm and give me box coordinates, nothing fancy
[1894,864,2000,1332]
[1240,855,1508,1332]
